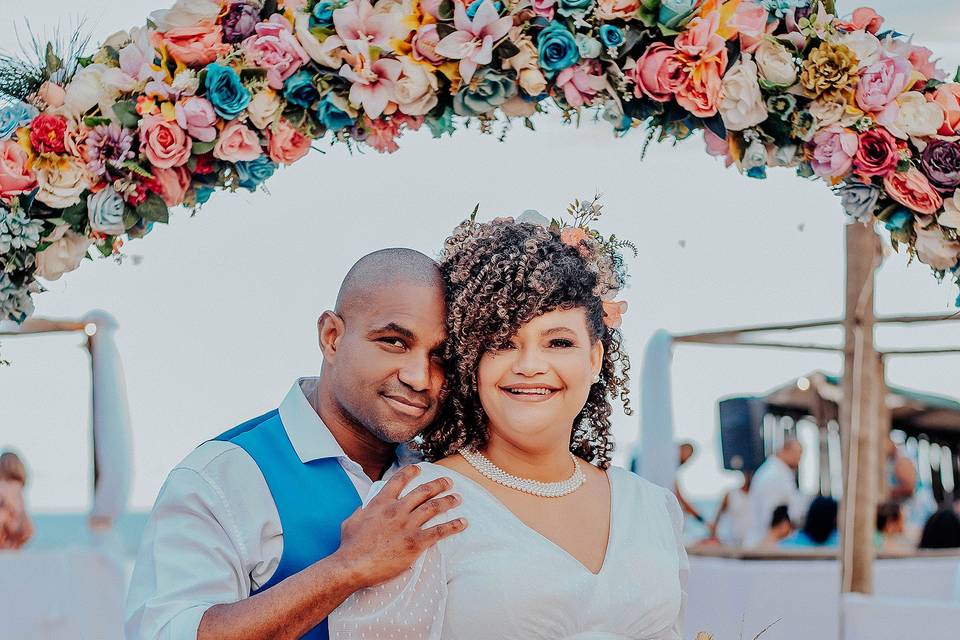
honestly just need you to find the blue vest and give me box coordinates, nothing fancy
[215,410,362,639]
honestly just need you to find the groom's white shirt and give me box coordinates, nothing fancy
[124,377,418,640]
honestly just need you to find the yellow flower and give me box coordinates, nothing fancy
[800,42,859,102]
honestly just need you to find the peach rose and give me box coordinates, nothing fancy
[0,141,37,199]
[677,60,724,118]
[883,168,944,215]
[932,84,960,136]
[267,119,312,165]
[160,25,231,67]
[139,115,192,169]
[595,0,639,20]
[214,121,263,163]
[150,166,192,207]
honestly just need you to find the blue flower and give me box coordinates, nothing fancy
[87,186,126,236]
[839,183,880,223]
[194,186,215,206]
[576,34,602,59]
[0,102,38,140]
[466,0,502,19]
[315,95,355,132]
[204,63,251,120]
[234,156,277,192]
[884,209,913,233]
[426,108,456,138]
[311,0,338,27]
[659,0,702,29]
[537,23,580,75]
[760,0,809,18]
[557,0,592,18]
[453,70,517,117]
[284,71,320,109]
[598,25,625,50]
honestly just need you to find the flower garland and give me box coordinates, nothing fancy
[1,0,960,325]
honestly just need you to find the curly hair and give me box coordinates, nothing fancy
[416,219,632,469]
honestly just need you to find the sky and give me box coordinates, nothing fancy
[2,1,960,513]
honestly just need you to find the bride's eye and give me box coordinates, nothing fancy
[549,338,575,348]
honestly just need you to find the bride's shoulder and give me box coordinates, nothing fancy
[608,466,679,507]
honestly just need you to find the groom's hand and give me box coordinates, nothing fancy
[335,465,465,588]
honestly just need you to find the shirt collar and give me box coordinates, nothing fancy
[279,377,348,463]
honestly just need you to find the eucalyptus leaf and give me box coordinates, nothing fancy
[112,101,140,128]
[83,116,112,127]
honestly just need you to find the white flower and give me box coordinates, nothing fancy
[63,64,137,117]
[34,225,92,281]
[394,60,438,116]
[772,144,799,168]
[877,91,945,140]
[914,223,960,271]
[171,70,200,98]
[940,192,960,229]
[35,159,90,209]
[295,12,345,69]
[150,0,221,31]
[741,137,768,171]
[754,39,798,88]
[839,31,881,69]
[247,89,282,130]
[719,56,768,132]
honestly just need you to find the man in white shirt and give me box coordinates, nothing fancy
[126,249,466,640]
[745,439,805,547]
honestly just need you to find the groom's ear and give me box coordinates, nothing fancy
[318,310,346,361]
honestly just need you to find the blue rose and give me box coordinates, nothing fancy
[311,0,338,27]
[557,0,592,18]
[204,63,251,120]
[315,95,355,132]
[839,183,880,224]
[466,0,502,19]
[0,102,38,140]
[658,0,701,29]
[884,209,913,233]
[235,156,277,192]
[284,71,320,109]
[453,70,517,117]
[87,186,127,236]
[194,186,215,206]
[537,23,580,75]
[598,25,624,50]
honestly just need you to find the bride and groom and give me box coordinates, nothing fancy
[125,215,688,640]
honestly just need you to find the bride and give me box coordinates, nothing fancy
[330,213,687,639]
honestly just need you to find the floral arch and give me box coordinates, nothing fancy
[1,0,960,324]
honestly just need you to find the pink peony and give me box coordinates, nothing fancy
[630,43,686,103]
[0,141,37,199]
[883,168,944,215]
[932,84,960,136]
[243,15,311,90]
[139,115,192,169]
[810,126,859,179]
[175,97,218,142]
[908,45,947,81]
[214,121,263,163]
[149,166,192,207]
[160,25,231,67]
[856,56,913,113]
[267,119,312,165]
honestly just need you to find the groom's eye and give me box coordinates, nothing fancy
[378,337,407,349]
[549,338,575,348]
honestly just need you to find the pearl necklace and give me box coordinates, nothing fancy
[458,447,586,498]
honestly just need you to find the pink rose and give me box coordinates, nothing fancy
[674,11,725,61]
[703,129,734,167]
[847,8,884,34]
[853,128,900,178]
[630,43,686,103]
[726,2,770,52]
[139,115,192,169]
[883,167,944,215]
[160,25,231,67]
[0,141,37,199]
[175,97,218,142]
[243,15,311,90]
[555,61,605,108]
[810,126,859,179]
[908,45,946,81]
[856,56,912,113]
[149,166,192,207]
[532,0,557,19]
[267,119,312,165]
[932,84,960,135]
[676,60,724,118]
[214,121,263,163]
[411,24,444,64]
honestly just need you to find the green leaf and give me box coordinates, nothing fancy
[469,203,479,224]
[924,78,945,92]
[83,116,112,127]
[437,0,454,21]
[122,207,140,230]
[136,194,169,224]
[436,22,456,39]
[45,42,63,74]
[496,39,521,60]
[523,117,535,131]
[192,140,217,155]
[123,160,155,179]
[61,201,88,228]
[262,0,278,18]
[112,100,140,128]
[96,241,114,257]
[955,66,960,83]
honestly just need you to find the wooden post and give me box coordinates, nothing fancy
[839,222,882,595]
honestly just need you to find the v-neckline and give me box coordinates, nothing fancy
[429,462,616,576]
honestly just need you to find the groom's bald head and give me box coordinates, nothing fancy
[318,248,447,445]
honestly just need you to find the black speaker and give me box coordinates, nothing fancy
[718,397,767,473]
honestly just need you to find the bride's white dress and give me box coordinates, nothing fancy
[329,462,688,639]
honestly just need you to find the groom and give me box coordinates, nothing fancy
[125,248,465,640]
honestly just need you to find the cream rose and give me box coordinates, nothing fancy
[150,0,221,31]
[504,38,547,96]
[839,31,881,69]
[808,99,848,127]
[877,91,945,140]
[35,159,90,208]
[63,64,138,117]
[35,225,92,281]
[915,223,960,271]
[754,39,798,88]
[518,68,547,96]
[719,56,767,132]
[940,192,960,229]
[247,89,282,130]
[394,60,438,116]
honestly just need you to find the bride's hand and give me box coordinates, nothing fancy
[333,466,466,589]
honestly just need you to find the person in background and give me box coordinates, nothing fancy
[886,437,917,502]
[674,441,706,527]
[875,501,908,552]
[918,508,960,549]
[709,470,753,548]
[0,450,33,550]
[780,496,839,549]
[745,439,805,547]
[758,505,793,548]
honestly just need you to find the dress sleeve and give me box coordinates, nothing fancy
[659,489,690,640]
